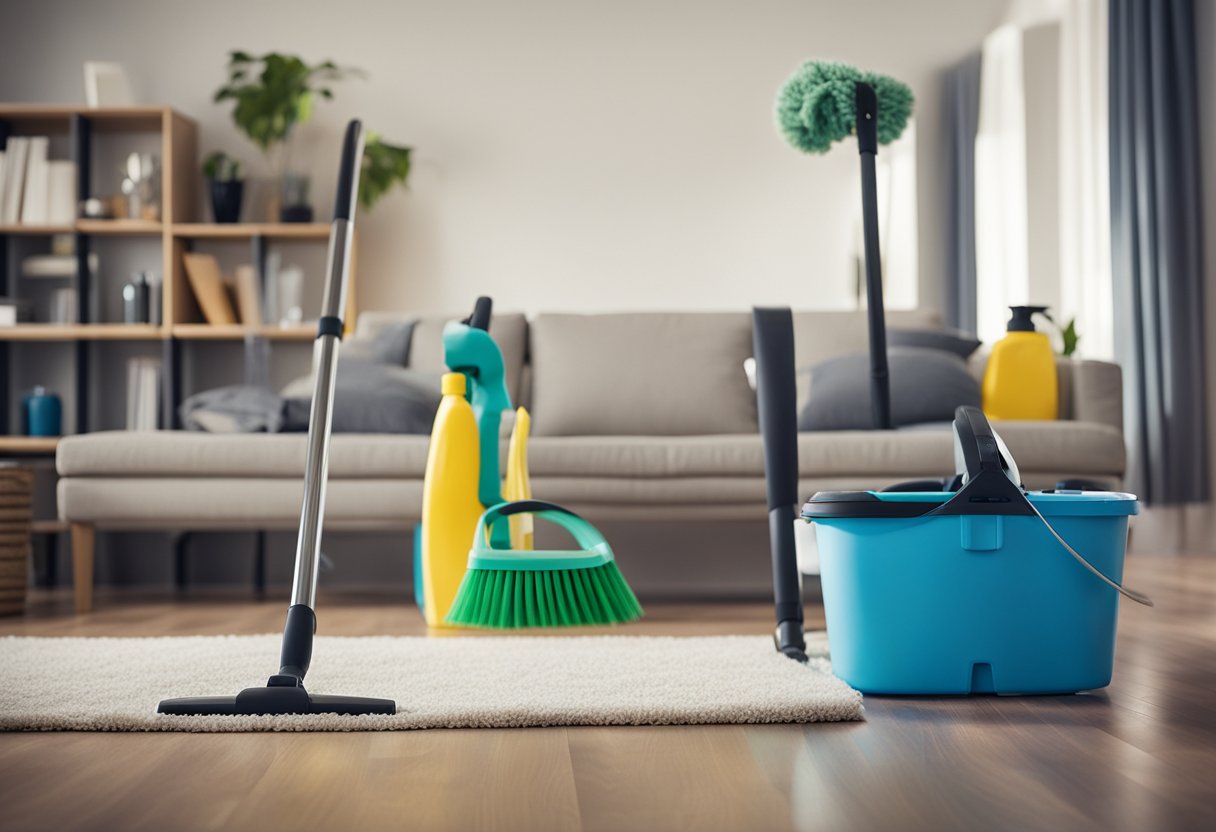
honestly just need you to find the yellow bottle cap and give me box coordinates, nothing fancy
[441,372,467,396]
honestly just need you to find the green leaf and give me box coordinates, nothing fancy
[358,134,412,210]
[1060,318,1080,358]
[213,51,361,150]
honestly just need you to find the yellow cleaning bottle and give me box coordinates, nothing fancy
[982,305,1058,421]
[503,407,534,549]
[420,372,485,628]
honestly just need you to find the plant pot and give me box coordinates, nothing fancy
[209,180,244,224]
[279,172,313,223]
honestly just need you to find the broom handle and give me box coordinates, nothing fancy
[855,82,892,431]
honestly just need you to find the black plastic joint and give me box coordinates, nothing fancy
[316,316,344,340]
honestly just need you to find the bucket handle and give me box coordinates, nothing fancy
[935,407,1153,606]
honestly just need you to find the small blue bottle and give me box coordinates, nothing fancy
[23,386,62,437]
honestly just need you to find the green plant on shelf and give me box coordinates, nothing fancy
[213,51,411,211]
[202,151,243,182]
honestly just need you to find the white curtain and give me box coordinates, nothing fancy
[975,24,1029,346]
[1059,0,1113,359]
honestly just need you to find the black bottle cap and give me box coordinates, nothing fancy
[1008,305,1050,332]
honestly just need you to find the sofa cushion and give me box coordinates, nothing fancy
[529,312,757,436]
[58,419,1125,483]
[57,432,432,479]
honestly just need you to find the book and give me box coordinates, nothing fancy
[20,137,49,225]
[46,161,76,225]
[0,152,6,217]
[182,253,237,325]
[234,264,262,326]
[125,358,161,431]
[261,250,282,325]
[1,137,29,223]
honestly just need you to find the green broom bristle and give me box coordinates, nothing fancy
[446,562,643,629]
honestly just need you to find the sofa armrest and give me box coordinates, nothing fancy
[1057,358,1123,432]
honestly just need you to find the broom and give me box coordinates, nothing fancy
[445,500,643,628]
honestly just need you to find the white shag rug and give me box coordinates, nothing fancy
[0,633,861,732]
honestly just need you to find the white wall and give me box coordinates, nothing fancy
[0,0,1007,317]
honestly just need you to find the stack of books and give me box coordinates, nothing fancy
[0,136,77,225]
[125,358,162,431]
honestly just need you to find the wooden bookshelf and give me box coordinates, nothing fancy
[0,436,60,455]
[76,218,163,236]
[0,224,74,235]
[0,324,164,341]
[172,323,315,341]
[2,103,340,446]
[172,223,330,240]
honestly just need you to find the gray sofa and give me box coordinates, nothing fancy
[56,309,1126,611]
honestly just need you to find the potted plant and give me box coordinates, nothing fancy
[214,52,355,222]
[214,51,412,220]
[202,151,244,223]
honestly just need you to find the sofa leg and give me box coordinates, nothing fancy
[71,523,95,614]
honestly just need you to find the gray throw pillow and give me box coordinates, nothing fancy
[798,346,981,431]
[887,327,982,359]
[282,359,441,433]
[341,320,416,366]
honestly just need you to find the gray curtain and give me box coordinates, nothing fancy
[943,52,982,334]
[1109,0,1209,504]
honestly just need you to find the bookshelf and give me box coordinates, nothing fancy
[0,103,336,453]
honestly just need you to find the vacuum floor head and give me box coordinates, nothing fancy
[158,682,395,716]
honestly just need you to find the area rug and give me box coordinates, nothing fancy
[0,633,861,732]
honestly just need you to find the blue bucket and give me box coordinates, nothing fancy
[808,490,1137,694]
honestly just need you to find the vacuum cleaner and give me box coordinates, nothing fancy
[158,120,395,717]
[755,62,1151,692]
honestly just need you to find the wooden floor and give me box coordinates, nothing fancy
[2,555,1215,832]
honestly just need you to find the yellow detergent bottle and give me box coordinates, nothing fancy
[982,305,1059,421]
[503,407,534,549]
[420,372,484,628]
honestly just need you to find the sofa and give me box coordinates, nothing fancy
[56,309,1126,612]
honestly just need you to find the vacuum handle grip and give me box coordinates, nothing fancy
[333,120,363,222]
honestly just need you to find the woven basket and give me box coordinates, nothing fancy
[0,466,32,616]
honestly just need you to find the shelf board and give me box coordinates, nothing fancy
[172,323,315,341]
[0,224,75,236]
[171,223,330,241]
[0,324,164,341]
[76,219,163,236]
[0,104,171,133]
[31,519,68,534]
[0,436,60,455]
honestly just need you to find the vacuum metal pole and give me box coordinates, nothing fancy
[280,120,364,681]
[855,82,893,431]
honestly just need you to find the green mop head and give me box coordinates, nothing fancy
[445,501,643,629]
[776,60,914,154]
